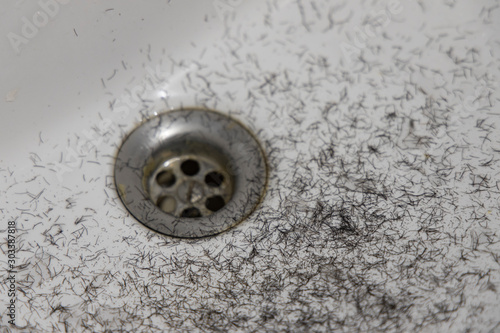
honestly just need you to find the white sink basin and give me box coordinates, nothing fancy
[1,1,499,332]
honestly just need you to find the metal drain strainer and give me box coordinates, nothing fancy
[114,108,268,238]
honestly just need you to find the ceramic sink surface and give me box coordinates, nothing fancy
[1,1,500,332]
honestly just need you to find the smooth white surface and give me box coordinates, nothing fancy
[1,0,499,332]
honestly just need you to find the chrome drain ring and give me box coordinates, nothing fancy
[114,108,268,238]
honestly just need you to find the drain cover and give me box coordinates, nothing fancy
[114,108,268,238]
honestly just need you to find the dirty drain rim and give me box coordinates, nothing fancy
[114,108,268,238]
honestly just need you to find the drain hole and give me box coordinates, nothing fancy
[181,159,200,176]
[205,171,225,187]
[205,195,226,212]
[181,207,202,218]
[156,169,176,187]
[115,109,268,237]
[157,195,176,214]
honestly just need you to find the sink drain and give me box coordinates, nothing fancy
[114,108,268,238]
[148,154,233,218]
